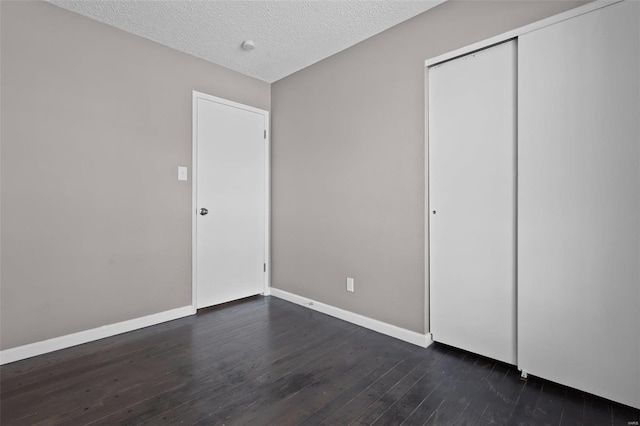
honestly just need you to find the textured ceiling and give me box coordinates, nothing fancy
[46,0,445,83]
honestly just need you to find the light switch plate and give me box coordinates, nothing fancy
[178,166,188,181]
[347,277,355,292]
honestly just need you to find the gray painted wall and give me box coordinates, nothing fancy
[0,1,270,350]
[271,0,585,334]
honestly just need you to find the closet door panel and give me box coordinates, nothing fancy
[429,41,516,365]
[518,0,640,408]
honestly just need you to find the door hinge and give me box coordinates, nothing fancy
[264,130,266,139]
[263,263,267,272]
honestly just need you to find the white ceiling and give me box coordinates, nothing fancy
[46,0,445,83]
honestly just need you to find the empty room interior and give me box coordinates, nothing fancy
[1,0,639,424]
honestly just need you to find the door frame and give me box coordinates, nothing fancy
[191,90,270,309]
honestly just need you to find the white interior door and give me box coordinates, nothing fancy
[429,41,517,365]
[194,93,267,309]
[518,0,640,409]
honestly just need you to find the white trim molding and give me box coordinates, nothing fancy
[0,306,196,365]
[270,288,432,348]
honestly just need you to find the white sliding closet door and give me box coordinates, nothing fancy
[429,41,517,365]
[518,1,640,409]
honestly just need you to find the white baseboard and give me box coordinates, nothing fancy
[1,292,430,365]
[0,305,196,365]
[269,288,432,348]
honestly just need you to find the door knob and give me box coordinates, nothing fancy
[200,208,209,216]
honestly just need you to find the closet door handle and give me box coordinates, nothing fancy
[200,208,209,216]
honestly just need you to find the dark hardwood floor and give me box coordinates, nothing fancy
[1,296,638,425]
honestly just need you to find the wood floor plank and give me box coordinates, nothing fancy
[401,347,475,425]
[88,317,357,424]
[448,355,495,425]
[321,350,430,425]
[303,351,416,424]
[197,329,375,424]
[533,379,568,425]
[354,348,450,426]
[361,346,450,425]
[422,353,480,425]
[502,375,542,425]
[1,296,637,425]
[401,349,469,424]
[256,339,418,425]
[559,387,586,426]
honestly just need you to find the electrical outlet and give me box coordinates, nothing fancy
[346,277,355,292]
